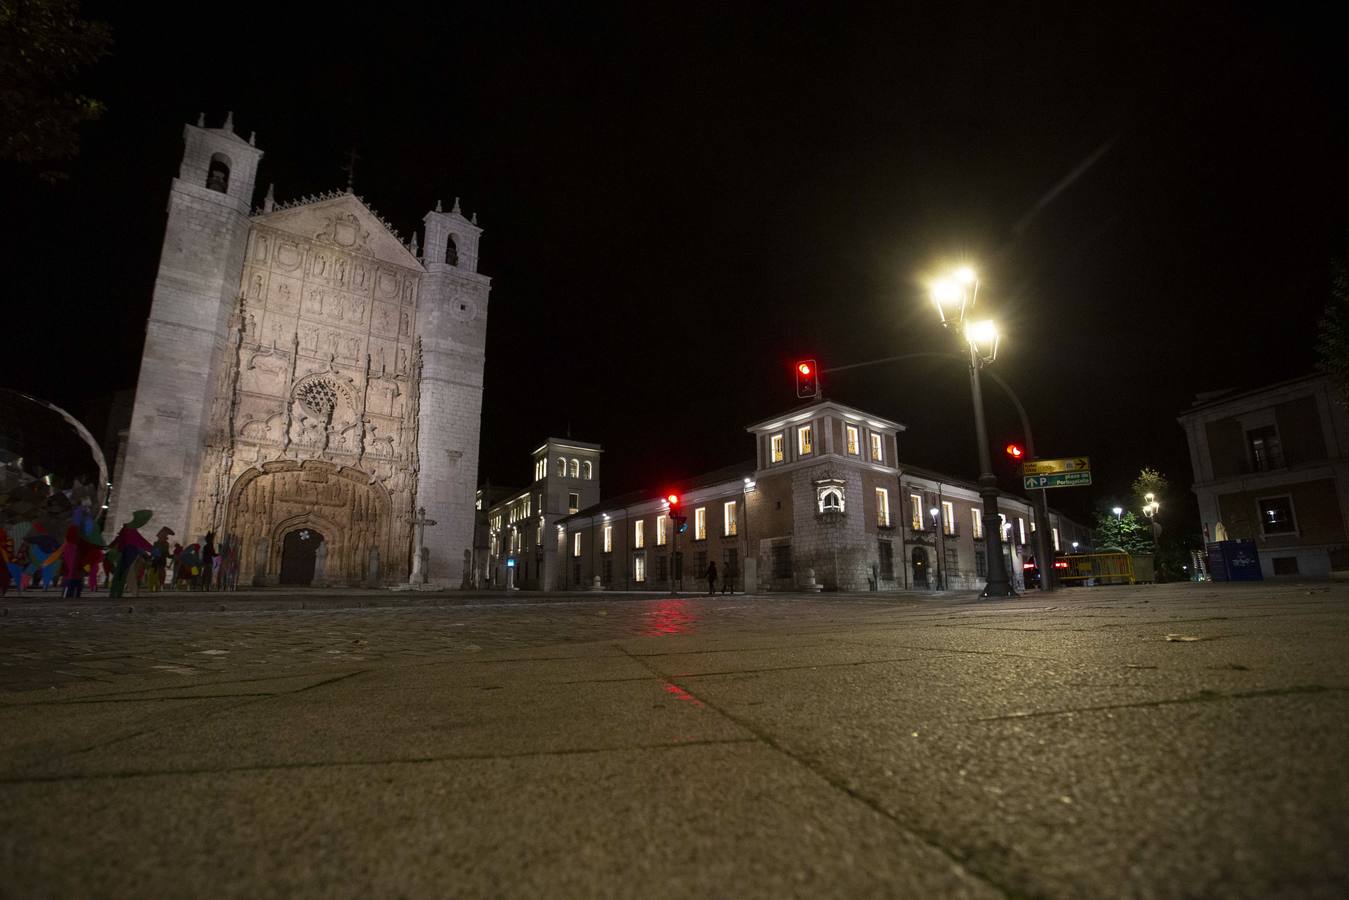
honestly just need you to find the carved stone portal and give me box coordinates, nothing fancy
[225,459,406,586]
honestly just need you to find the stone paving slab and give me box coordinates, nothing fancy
[0,743,998,900]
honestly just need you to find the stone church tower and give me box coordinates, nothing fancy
[110,115,490,586]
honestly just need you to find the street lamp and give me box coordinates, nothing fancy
[929,506,944,590]
[929,267,1016,598]
[1112,506,1123,519]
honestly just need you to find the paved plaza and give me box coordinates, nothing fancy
[1,582,1346,898]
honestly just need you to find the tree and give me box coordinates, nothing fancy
[1315,259,1349,405]
[0,0,112,181]
[1093,508,1153,555]
[1131,467,1170,507]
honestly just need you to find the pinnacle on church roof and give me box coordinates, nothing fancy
[471,212,478,225]
[263,183,275,213]
[223,110,234,132]
[196,112,205,127]
[410,233,420,257]
[435,199,443,213]
[249,131,256,146]
[452,197,462,214]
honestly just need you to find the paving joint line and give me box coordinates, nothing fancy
[0,737,760,786]
[614,644,1019,899]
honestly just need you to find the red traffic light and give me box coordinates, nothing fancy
[795,359,819,399]
[665,493,680,507]
[1005,443,1024,459]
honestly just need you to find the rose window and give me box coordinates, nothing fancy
[297,379,339,417]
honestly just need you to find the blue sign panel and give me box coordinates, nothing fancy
[506,558,516,568]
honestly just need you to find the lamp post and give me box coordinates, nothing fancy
[929,506,944,590]
[1142,493,1161,576]
[930,268,1016,598]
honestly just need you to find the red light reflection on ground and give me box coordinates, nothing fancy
[641,599,699,636]
[662,682,704,707]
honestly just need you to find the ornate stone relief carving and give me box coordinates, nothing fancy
[314,212,371,252]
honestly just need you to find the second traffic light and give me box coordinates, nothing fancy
[796,360,819,399]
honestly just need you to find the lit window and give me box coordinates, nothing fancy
[724,501,737,536]
[1052,527,1060,552]
[770,433,785,463]
[657,515,668,546]
[910,493,923,530]
[999,514,1009,542]
[695,507,707,540]
[971,509,983,539]
[1018,518,1026,545]
[876,488,891,527]
[538,518,544,546]
[798,425,813,456]
[569,458,579,478]
[942,501,954,535]
[603,524,612,553]
[568,492,579,513]
[634,520,645,549]
[819,487,844,513]
[1258,496,1296,534]
[870,433,883,463]
[634,553,646,583]
[572,532,582,557]
[846,425,860,456]
[582,460,592,480]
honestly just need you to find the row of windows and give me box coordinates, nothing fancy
[768,424,886,465]
[905,493,1064,551]
[536,457,594,481]
[566,502,741,556]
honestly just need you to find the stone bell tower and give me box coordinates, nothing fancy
[110,113,263,537]
[415,198,491,583]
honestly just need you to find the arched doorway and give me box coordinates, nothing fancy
[911,547,929,588]
[225,459,405,587]
[280,527,324,585]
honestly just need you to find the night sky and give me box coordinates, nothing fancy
[4,2,1347,531]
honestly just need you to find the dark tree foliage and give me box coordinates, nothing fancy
[1315,260,1349,404]
[0,0,112,181]
[1093,508,1153,556]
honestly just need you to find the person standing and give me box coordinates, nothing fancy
[705,559,718,596]
[200,533,217,592]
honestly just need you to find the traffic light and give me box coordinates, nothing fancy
[795,360,819,399]
[1005,443,1024,460]
[676,517,688,534]
[665,493,680,517]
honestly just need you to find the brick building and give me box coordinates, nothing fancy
[110,115,490,586]
[482,399,1087,592]
[1179,374,1349,577]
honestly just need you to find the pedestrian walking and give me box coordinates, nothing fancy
[706,560,718,595]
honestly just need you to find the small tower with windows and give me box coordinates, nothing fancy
[176,112,263,213]
[107,113,265,536]
[421,197,482,273]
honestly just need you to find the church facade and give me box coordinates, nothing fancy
[109,115,490,586]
